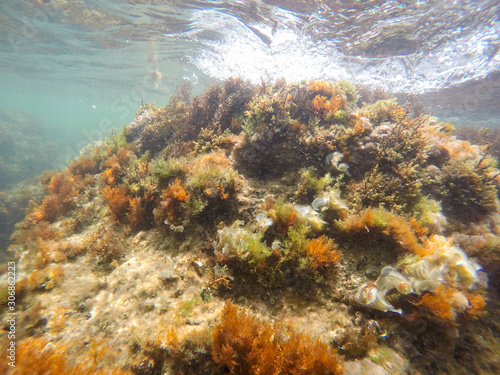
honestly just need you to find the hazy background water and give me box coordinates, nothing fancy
[0,0,498,179]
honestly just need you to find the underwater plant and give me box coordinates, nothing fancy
[356,236,485,320]
[303,235,341,270]
[293,204,327,232]
[31,172,81,223]
[312,189,349,212]
[0,337,131,375]
[336,207,426,256]
[417,285,470,321]
[215,220,272,270]
[212,302,344,374]
[297,167,334,199]
[68,156,98,177]
[102,185,130,224]
[267,197,297,235]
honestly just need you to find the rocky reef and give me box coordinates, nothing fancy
[1,78,500,374]
[0,109,54,257]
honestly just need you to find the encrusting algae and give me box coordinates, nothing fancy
[1,78,500,374]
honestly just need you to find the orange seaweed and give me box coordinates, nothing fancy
[154,178,191,226]
[312,94,346,117]
[215,181,229,199]
[308,80,336,96]
[102,185,130,223]
[305,235,341,269]
[101,148,132,186]
[128,196,147,229]
[0,337,130,375]
[31,172,80,223]
[27,264,64,291]
[68,156,98,177]
[465,292,487,317]
[417,286,471,321]
[212,302,343,374]
[338,208,426,255]
[166,178,190,202]
[187,149,232,172]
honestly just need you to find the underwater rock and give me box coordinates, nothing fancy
[125,105,156,143]
[4,79,500,375]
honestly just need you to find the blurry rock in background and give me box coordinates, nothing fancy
[0,108,55,257]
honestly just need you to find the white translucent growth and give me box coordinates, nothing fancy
[215,220,246,256]
[311,197,329,211]
[428,211,448,234]
[449,289,469,313]
[293,204,311,220]
[271,239,282,250]
[356,282,403,315]
[453,261,482,288]
[356,267,412,314]
[326,152,351,177]
[255,211,274,231]
[426,244,482,288]
[358,239,483,314]
[312,190,348,212]
[405,260,443,295]
[215,220,271,261]
[293,204,327,231]
[164,219,184,233]
[375,266,413,295]
[170,224,184,233]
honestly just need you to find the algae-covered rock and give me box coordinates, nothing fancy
[2,78,500,374]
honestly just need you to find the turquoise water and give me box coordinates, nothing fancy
[0,72,169,168]
[0,74,121,167]
[0,52,188,170]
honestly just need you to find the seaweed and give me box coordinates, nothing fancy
[304,235,341,270]
[336,207,426,256]
[0,337,130,375]
[212,302,343,374]
[102,185,130,224]
[30,172,81,223]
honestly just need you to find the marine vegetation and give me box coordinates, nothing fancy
[0,337,130,375]
[2,78,500,374]
[212,302,343,374]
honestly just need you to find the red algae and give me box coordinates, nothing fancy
[212,302,344,375]
[0,337,131,375]
[305,235,341,269]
